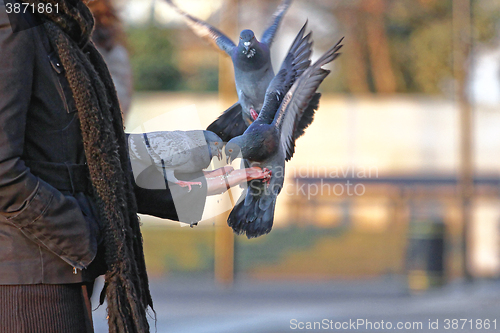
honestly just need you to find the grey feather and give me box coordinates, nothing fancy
[164,0,235,55]
[226,23,342,238]
[167,0,293,140]
[261,0,293,47]
[226,30,344,238]
[206,102,246,143]
[129,130,223,185]
[275,37,343,161]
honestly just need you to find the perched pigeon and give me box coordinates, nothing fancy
[128,130,223,191]
[225,29,344,238]
[164,0,292,141]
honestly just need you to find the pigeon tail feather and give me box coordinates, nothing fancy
[228,197,275,239]
[228,180,276,238]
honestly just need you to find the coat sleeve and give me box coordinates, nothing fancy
[0,8,96,270]
[127,134,207,223]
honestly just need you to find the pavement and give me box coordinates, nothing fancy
[91,276,500,333]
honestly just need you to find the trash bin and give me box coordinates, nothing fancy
[406,203,445,293]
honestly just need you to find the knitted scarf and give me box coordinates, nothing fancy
[31,1,153,332]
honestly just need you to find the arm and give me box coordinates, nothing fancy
[128,131,270,221]
[127,133,208,222]
[0,9,95,270]
[132,164,208,223]
[133,165,270,222]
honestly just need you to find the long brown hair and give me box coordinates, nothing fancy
[87,0,126,51]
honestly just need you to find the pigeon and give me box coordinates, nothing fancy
[128,130,223,191]
[164,0,293,141]
[225,28,344,238]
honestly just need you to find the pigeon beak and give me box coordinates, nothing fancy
[226,155,230,164]
[217,149,222,161]
[244,42,250,51]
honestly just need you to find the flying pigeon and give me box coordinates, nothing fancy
[225,28,344,238]
[164,0,293,141]
[128,130,223,191]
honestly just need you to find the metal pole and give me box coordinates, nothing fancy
[453,0,473,282]
[214,0,238,287]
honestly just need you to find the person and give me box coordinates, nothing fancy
[0,0,268,332]
[87,0,133,117]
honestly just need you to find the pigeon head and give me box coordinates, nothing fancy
[203,131,223,161]
[225,138,242,164]
[239,29,257,58]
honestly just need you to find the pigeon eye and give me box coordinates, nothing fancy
[228,149,233,153]
[214,142,218,146]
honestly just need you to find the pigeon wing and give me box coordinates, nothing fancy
[206,102,247,142]
[257,21,312,123]
[165,0,236,55]
[293,92,321,141]
[260,0,292,47]
[274,38,343,161]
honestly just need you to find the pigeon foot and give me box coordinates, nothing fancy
[263,168,272,184]
[250,108,259,121]
[176,181,202,192]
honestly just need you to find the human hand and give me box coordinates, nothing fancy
[243,167,271,182]
[206,167,271,196]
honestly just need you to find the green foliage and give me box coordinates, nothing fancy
[335,0,500,94]
[386,0,500,94]
[386,0,454,94]
[182,66,219,93]
[127,25,183,91]
[473,0,500,43]
[126,25,219,92]
[126,1,500,94]
[127,25,182,91]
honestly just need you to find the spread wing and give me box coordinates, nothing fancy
[274,38,343,161]
[165,0,236,55]
[257,21,312,123]
[261,0,292,47]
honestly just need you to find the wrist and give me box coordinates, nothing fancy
[228,169,246,185]
[222,173,230,190]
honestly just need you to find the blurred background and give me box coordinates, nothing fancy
[90,0,500,331]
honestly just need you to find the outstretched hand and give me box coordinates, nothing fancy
[243,167,271,182]
[206,166,271,196]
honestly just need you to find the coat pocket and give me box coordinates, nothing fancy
[7,181,97,270]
